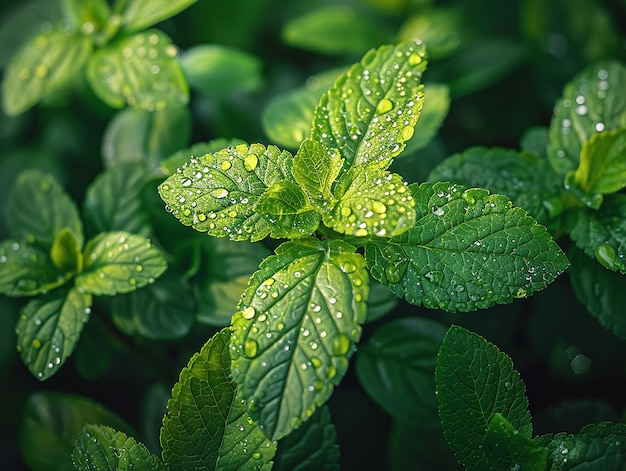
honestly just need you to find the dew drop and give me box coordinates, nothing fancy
[340,207,352,218]
[243,339,259,358]
[311,357,322,368]
[341,262,356,273]
[221,160,232,171]
[244,153,258,171]
[32,339,41,349]
[252,452,261,460]
[211,188,229,199]
[376,98,394,115]
[372,201,387,214]
[408,53,423,65]
[332,334,351,356]
[385,264,403,283]
[241,306,256,319]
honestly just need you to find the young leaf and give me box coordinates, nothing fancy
[50,228,83,274]
[436,325,533,469]
[565,194,626,273]
[428,146,563,227]
[2,25,92,116]
[72,424,166,471]
[366,182,569,312]
[76,231,166,295]
[62,0,112,40]
[7,169,84,249]
[158,143,294,241]
[118,0,198,33]
[548,60,626,174]
[16,287,92,380]
[231,238,369,440]
[273,406,340,471]
[323,165,415,238]
[311,41,427,172]
[86,29,188,111]
[161,328,276,470]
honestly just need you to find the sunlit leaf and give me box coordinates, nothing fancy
[62,0,113,43]
[50,228,83,274]
[118,0,198,33]
[160,138,247,175]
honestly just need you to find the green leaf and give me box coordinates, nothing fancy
[565,128,626,207]
[231,238,369,440]
[76,231,166,295]
[86,29,188,110]
[273,406,340,471]
[401,83,450,155]
[118,0,198,33]
[435,325,533,469]
[72,424,166,471]
[565,194,626,273]
[16,287,92,380]
[481,414,548,471]
[160,138,247,176]
[161,328,276,470]
[537,422,626,470]
[102,106,192,168]
[520,126,550,160]
[324,165,415,238]
[256,180,320,239]
[62,0,113,42]
[112,273,195,340]
[569,247,626,340]
[366,182,569,312]
[355,318,447,425]
[50,228,83,274]
[0,240,68,296]
[428,146,563,227]
[7,169,83,249]
[180,44,262,95]
[281,6,392,56]
[311,41,427,173]
[364,279,398,323]
[397,8,465,60]
[2,25,92,116]
[548,60,626,175]
[20,391,134,471]
[83,163,152,236]
[158,143,294,242]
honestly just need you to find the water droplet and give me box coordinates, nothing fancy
[372,201,387,214]
[504,381,513,390]
[243,339,259,358]
[244,153,258,171]
[385,264,403,283]
[432,206,444,216]
[32,339,41,349]
[241,306,256,319]
[221,160,231,171]
[211,188,229,199]
[409,53,423,65]
[595,243,619,270]
[252,452,261,460]
[332,334,351,356]
[341,262,356,273]
[376,98,394,115]
[340,207,352,217]
[311,357,322,368]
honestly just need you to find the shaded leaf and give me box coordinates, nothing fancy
[16,287,92,380]
[397,8,465,59]
[520,126,550,160]
[364,279,398,323]
[366,182,568,312]
[119,0,198,33]
[161,328,276,470]
[231,238,368,440]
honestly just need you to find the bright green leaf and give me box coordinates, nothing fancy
[20,391,134,471]
[565,194,626,273]
[428,146,563,227]
[355,318,446,425]
[569,246,626,340]
[160,138,247,176]
[72,424,166,471]
[366,182,569,312]
[16,287,92,380]
[118,0,198,33]
[436,325,533,469]
[7,169,83,249]
[324,166,415,238]
[401,83,450,155]
[50,228,83,274]
[2,25,92,116]
[180,44,262,95]
[76,231,166,295]
[311,41,427,172]
[86,29,188,110]
[273,406,340,471]
[158,143,294,242]
[548,60,626,175]
[161,328,276,470]
[231,238,369,440]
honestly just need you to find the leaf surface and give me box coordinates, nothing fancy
[118,0,198,32]
[366,182,569,312]
[231,238,368,440]
[401,83,450,154]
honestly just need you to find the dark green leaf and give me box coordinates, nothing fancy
[435,325,532,469]
[196,274,249,326]
[180,44,262,95]
[428,146,563,226]
[364,279,398,323]
[311,41,427,173]
[520,126,550,160]
[2,25,92,116]
[366,182,569,312]
[273,406,339,471]
[72,424,165,471]
[569,246,626,340]
[158,143,294,242]
[281,6,391,55]
[548,60,626,174]
[401,83,450,155]
[86,29,188,110]
[565,194,626,273]
[118,0,198,33]
[161,328,276,470]
[50,228,83,274]
[7,169,83,249]
[355,317,446,424]
[76,231,166,295]
[397,8,465,59]
[20,391,134,471]
[16,287,92,380]
[102,106,191,168]
[231,238,369,440]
